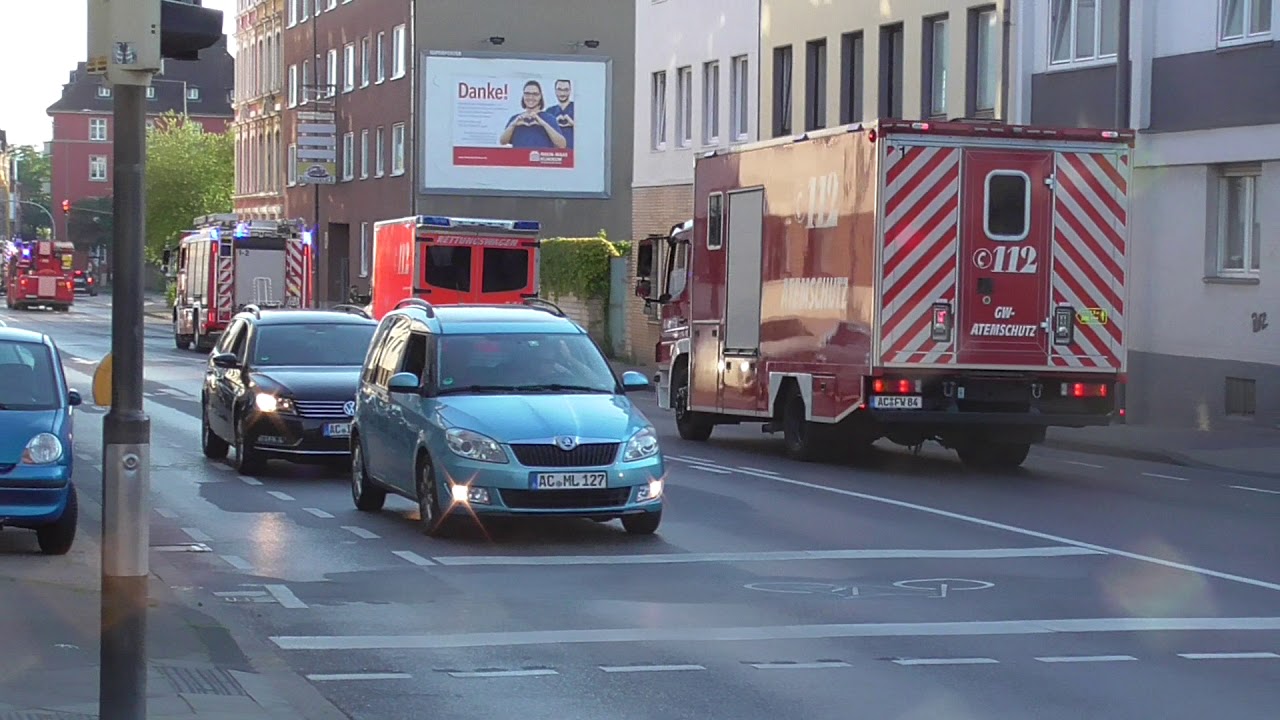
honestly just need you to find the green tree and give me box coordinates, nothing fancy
[67,195,114,249]
[144,112,233,262]
[12,145,52,240]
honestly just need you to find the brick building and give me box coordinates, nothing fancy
[233,0,287,220]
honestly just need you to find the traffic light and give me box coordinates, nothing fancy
[161,0,224,62]
[62,199,72,214]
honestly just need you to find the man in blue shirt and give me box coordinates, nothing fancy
[548,78,575,149]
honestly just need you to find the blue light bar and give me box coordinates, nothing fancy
[512,220,541,232]
[210,227,221,241]
[301,230,313,245]
[234,222,251,238]
[418,215,453,228]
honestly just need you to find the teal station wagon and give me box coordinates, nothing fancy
[349,298,665,536]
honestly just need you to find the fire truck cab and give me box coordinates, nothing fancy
[4,240,76,312]
[368,215,541,319]
[164,214,312,351]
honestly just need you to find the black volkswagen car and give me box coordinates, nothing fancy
[200,305,377,474]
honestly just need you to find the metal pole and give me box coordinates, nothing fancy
[312,12,320,308]
[1115,0,1131,128]
[100,81,151,720]
[19,200,57,238]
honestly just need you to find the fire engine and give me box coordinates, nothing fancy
[164,214,312,351]
[4,239,76,312]
[647,119,1132,470]
[368,215,541,319]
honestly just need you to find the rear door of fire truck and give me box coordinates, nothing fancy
[412,216,540,305]
[231,222,289,309]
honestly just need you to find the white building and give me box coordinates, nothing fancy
[1012,0,1279,428]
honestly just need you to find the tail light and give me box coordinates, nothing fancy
[930,302,953,342]
[1062,382,1108,398]
[1052,305,1075,345]
[872,377,921,394]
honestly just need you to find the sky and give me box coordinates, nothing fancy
[0,0,238,149]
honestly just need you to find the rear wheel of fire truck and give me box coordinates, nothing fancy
[956,440,1031,471]
[672,362,713,441]
[174,326,192,350]
[780,386,829,462]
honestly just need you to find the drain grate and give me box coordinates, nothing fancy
[1,713,97,720]
[155,665,249,696]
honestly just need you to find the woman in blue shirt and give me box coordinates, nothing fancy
[499,80,568,150]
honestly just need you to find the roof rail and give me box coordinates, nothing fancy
[331,303,373,319]
[395,297,436,317]
[521,296,565,317]
[240,303,262,318]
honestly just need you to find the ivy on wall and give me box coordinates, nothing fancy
[539,231,631,301]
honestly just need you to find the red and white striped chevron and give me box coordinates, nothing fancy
[216,254,235,322]
[1049,150,1128,370]
[285,239,304,305]
[879,144,961,365]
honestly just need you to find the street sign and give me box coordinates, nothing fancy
[93,351,112,406]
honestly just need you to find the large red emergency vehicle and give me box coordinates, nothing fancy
[165,214,312,351]
[368,215,540,319]
[648,119,1132,469]
[4,240,76,312]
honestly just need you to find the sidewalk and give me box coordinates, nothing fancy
[1045,421,1280,479]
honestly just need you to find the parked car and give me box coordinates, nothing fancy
[350,298,665,537]
[200,304,378,474]
[0,321,81,554]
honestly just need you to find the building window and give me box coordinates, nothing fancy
[1220,0,1272,44]
[288,64,298,106]
[650,71,667,150]
[675,66,692,147]
[879,23,904,118]
[701,61,720,144]
[924,16,948,118]
[301,60,310,103]
[146,86,156,99]
[187,87,200,101]
[342,132,354,181]
[970,7,998,116]
[326,0,336,10]
[392,25,407,79]
[391,122,405,175]
[376,32,386,82]
[288,144,297,185]
[1214,165,1261,277]
[840,31,864,124]
[1049,0,1118,65]
[343,43,355,92]
[772,45,793,137]
[360,222,370,277]
[805,39,827,132]
[326,49,338,97]
[89,118,108,141]
[89,155,108,182]
[730,55,749,140]
[360,129,369,178]
[1225,377,1257,416]
[375,126,385,176]
[97,86,111,98]
[300,0,308,21]
[287,0,297,26]
[361,37,371,87]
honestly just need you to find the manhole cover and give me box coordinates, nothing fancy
[155,665,248,696]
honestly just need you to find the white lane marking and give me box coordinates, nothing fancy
[1035,655,1137,663]
[155,508,178,519]
[689,464,732,474]
[1061,460,1104,469]
[303,507,334,518]
[342,526,380,539]
[728,466,1280,593]
[893,657,999,666]
[447,669,558,678]
[269,617,1280,651]
[263,584,308,609]
[666,455,717,464]
[392,550,435,566]
[182,528,213,543]
[599,664,706,673]
[220,555,254,571]
[240,476,263,486]
[750,661,851,669]
[266,491,294,501]
[1142,472,1189,482]
[429,546,1102,567]
[1231,485,1280,496]
[307,673,412,681]
[1178,652,1280,660]
[738,466,780,475]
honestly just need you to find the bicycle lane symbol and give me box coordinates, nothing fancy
[742,578,994,600]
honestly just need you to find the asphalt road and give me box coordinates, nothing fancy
[5,295,1279,719]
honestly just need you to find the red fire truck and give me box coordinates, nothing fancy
[164,214,312,351]
[368,215,541,319]
[648,119,1133,469]
[4,240,76,312]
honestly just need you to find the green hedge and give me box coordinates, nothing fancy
[539,232,630,301]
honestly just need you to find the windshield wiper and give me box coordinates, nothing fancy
[436,384,523,395]
[515,383,613,393]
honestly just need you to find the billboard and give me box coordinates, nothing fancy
[420,51,612,198]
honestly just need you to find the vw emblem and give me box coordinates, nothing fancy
[343,400,356,416]
[555,436,578,451]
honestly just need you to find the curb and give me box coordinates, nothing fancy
[1043,438,1280,481]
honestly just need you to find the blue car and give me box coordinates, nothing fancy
[0,323,81,555]
[350,298,665,537]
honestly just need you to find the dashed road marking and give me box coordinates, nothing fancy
[1035,655,1137,663]
[750,661,851,670]
[182,527,213,543]
[429,546,1100,567]
[240,476,263,486]
[155,508,178,519]
[267,491,294,501]
[1142,472,1189,482]
[263,584,308,609]
[220,555,254,571]
[446,669,558,678]
[342,526,380,539]
[667,455,717,464]
[1178,652,1279,660]
[307,673,412,681]
[392,550,434,566]
[689,464,731,474]
[738,466,780,475]
[598,664,706,673]
[1231,485,1280,496]
[303,507,334,518]
[1061,460,1104,469]
[892,657,999,666]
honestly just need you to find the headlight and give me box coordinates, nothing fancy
[254,392,295,413]
[444,428,508,464]
[623,427,660,462]
[636,478,663,503]
[22,433,64,465]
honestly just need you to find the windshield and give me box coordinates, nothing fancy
[436,333,618,394]
[252,323,377,367]
[0,340,60,411]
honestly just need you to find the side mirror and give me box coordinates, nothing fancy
[67,389,83,407]
[620,370,650,392]
[211,352,239,369]
[387,371,420,394]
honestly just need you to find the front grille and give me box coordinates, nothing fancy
[500,488,632,510]
[510,443,619,468]
[293,399,352,419]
